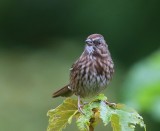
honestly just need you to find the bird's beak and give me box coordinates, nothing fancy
[85,39,92,46]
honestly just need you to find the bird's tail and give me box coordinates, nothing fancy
[52,85,73,98]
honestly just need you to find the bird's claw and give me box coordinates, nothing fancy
[78,96,85,114]
[78,104,84,114]
[105,101,116,107]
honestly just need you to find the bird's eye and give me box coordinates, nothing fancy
[94,40,101,46]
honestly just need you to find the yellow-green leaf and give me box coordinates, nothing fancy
[47,98,78,131]
[111,114,121,131]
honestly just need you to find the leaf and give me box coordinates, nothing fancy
[111,106,146,131]
[76,101,100,131]
[47,98,78,131]
[76,115,90,131]
[111,114,121,131]
[100,101,112,125]
[100,102,146,131]
[94,93,107,101]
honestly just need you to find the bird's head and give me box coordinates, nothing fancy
[85,34,107,54]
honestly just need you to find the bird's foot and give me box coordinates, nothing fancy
[78,95,85,114]
[105,101,116,108]
[78,104,84,114]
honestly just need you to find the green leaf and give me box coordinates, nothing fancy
[111,107,146,131]
[76,101,99,131]
[94,93,107,101]
[76,115,90,131]
[100,102,146,131]
[100,101,112,125]
[47,98,78,131]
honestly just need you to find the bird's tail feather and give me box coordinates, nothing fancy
[52,85,73,98]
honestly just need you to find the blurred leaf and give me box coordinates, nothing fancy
[48,94,146,131]
[122,50,160,121]
[47,98,78,131]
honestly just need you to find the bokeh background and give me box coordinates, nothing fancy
[0,0,160,131]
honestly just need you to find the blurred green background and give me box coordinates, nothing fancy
[0,0,160,131]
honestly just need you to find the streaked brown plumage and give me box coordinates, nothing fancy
[53,34,114,112]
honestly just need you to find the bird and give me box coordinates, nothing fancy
[52,34,114,113]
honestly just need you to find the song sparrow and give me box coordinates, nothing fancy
[53,34,114,112]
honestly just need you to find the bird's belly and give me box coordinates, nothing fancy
[77,74,108,98]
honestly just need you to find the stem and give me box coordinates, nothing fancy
[89,125,94,131]
[89,118,95,131]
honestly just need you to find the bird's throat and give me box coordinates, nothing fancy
[86,45,94,54]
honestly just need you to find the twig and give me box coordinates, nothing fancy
[89,118,95,131]
[89,125,94,131]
